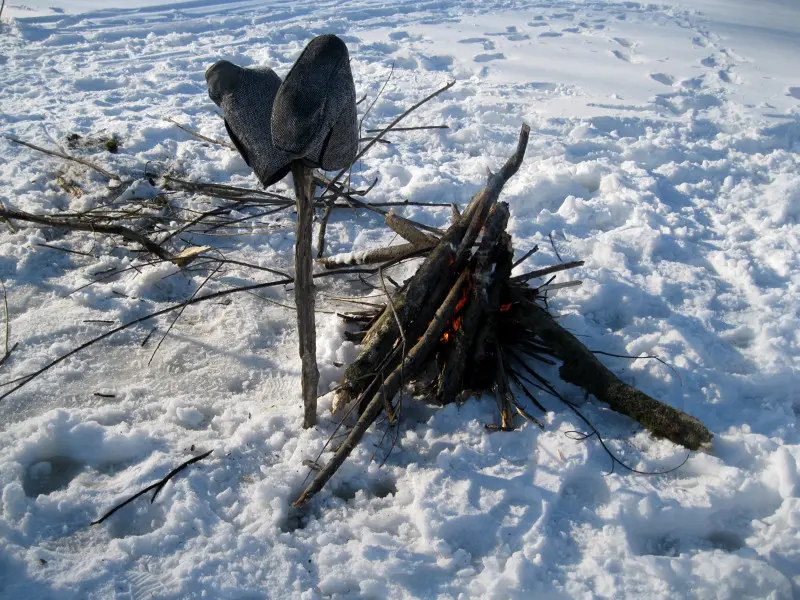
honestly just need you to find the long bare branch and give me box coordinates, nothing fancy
[7,136,120,181]
[0,205,172,261]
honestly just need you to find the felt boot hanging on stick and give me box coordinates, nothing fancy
[206,34,358,427]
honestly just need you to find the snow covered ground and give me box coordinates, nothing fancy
[0,0,798,597]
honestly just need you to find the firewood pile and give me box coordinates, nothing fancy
[294,124,712,506]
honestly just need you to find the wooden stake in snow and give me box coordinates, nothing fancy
[292,162,319,428]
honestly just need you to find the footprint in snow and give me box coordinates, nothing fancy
[389,31,409,40]
[419,54,454,71]
[611,49,631,62]
[474,53,505,63]
[459,37,496,51]
[718,69,741,84]
[23,456,84,498]
[634,530,745,557]
[127,569,178,600]
[393,56,418,69]
[612,36,633,48]
[539,31,563,38]
[650,72,675,86]
[788,87,800,100]
[361,42,399,54]
[701,55,717,67]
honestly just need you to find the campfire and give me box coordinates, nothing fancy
[294,124,712,506]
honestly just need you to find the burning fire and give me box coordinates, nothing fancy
[440,276,471,343]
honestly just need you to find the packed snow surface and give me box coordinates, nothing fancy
[0,0,798,598]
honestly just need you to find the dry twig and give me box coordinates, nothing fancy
[7,136,120,181]
[0,279,16,368]
[163,117,236,150]
[365,125,449,133]
[91,450,213,525]
[0,205,172,261]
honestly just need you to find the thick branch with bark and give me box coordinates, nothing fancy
[316,243,424,269]
[385,212,439,247]
[515,302,713,450]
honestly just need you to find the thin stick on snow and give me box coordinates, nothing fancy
[0,279,16,368]
[161,175,294,203]
[91,450,213,526]
[7,136,120,181]
[510,260,585,284]
[148,264,221,365]
[0,262,402,402]
[512,245,539,269]
[365,125,449,133]
[163,117,236,150]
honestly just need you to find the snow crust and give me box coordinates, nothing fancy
[0,0,798,597]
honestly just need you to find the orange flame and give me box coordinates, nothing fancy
[500,303,513,312]
[439,272,473,344]
[455,293,469,314]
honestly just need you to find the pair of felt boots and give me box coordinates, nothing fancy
[205,35,358,188]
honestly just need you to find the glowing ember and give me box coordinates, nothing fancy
[440,278,470,343]
[455,293,469,314]
[500,303,513,312]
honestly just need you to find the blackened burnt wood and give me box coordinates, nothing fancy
[494,344,514,429]
[515,302,713,450]
[437,202,510,404]
[469,231,513,391]
[334,124,531,410]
